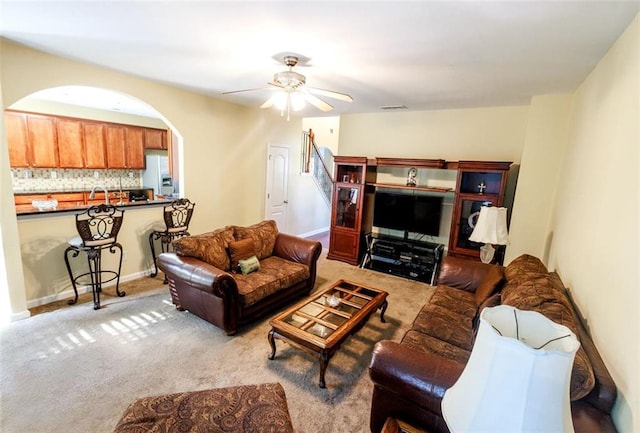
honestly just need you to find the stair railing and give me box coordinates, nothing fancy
[302,129,333,206]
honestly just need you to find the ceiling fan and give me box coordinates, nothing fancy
[223,55,353,120]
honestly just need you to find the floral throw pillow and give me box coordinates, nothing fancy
[173,227,234,271]
[233,220,278,260]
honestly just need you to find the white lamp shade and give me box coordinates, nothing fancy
[469,206,510,245]
[442,305,579,433]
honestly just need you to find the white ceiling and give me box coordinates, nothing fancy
[1,1,639,118]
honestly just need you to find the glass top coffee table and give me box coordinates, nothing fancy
[268,279,388,388]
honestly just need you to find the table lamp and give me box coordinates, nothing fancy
[469,206,509,263]
[442,305,579,433]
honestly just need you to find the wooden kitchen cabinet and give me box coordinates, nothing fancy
[13,190,132,212]
[85,191,128,205]
[5,111,30,167]
[144,128,167,150]
[83,121,108,168]
[14,192,85,212]
[26,114,58,168]
[5,110,165,170]
[5,111,59,168]
[124,126,145,169]
[105,125,145,169]
[105,124,127,168]
[56,118,85,168]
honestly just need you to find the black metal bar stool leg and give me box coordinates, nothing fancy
[64,246,80,305]
[87,249,101,310]
[148,232,160,278]
[160,234,173,284]
[112,243,126,298]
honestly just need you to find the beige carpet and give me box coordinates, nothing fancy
[0,252,434,433]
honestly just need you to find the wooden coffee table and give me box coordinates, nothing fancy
[268,279,388,388]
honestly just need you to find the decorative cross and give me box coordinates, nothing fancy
[478,182,487,194]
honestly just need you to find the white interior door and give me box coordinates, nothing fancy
[265,144,289,231]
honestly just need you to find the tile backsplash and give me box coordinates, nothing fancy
[12,168,143,192]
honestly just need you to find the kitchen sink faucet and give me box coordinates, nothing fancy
[89,184,109,204]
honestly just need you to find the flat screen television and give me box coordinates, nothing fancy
[373,191,443,236]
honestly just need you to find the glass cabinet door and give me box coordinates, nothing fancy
[335,186,361,229]
[455,198,494,250]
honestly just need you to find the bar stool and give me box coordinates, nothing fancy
[149,198,195,282]
[64,204,126,310]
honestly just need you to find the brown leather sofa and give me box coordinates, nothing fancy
[157,220,322,335]
[369,254,618,433]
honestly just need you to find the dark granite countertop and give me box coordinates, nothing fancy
[13,187,153,195]
[16,198,173,218]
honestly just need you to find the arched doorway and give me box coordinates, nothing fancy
[1,85,184,322]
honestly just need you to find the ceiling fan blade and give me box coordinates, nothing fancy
[305,93,333,112]
[222,87,270,95]
[308,87,353,103]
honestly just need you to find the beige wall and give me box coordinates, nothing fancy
[0,82,30,320]
[505,94,573,263]
[548,15,639,432]
[303,116,341,155]
[17,207,162,303]
[338,106,529,162]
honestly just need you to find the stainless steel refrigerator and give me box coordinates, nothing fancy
[142,154,173,197]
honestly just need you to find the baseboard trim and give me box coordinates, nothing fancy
[27,269,152,309]
[10,310,31,322]
[298,227,330,238]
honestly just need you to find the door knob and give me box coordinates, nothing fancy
[284,200,289,204]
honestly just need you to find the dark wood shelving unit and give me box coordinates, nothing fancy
[368,182,453,193]
[327,156,371,266]
[447,160,512,263]
[373,157,446,169]
[328,157,513,267]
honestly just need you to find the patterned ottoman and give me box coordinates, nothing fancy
[113,383,294,433]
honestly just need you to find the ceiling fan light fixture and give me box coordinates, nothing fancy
[272,91,288,111]
[291,92,306,111]
[224,53,352,119]
[274,71,306,88]
[272,89,306,120]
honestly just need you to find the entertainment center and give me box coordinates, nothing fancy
[327,156,513,283]
[362,233,444,285]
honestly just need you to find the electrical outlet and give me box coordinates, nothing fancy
[122,251,128,261]
[94,171,99,178]
[51,170,57,179]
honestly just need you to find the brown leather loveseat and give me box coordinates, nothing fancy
[157,220,322,335]
[369,254,617,433]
